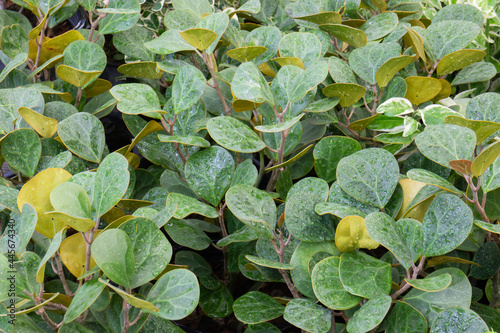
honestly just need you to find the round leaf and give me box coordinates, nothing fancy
[430,307,488,333]
[2,128,41,178]
[283,298,331,333]
[346,295,392,333]
[207,116,266,153]
[171,65,206,114]
[233,291,284,324]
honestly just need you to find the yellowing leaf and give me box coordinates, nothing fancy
[376,56,413,88]
[436,49,486,76]
[396,178,426,220]
[125,152,141,169]
[227,46,267,62]
[272,57,305,69]
[101,207,126,225]
[17,168,72,238]
[322,83,366,107]
[60,231,101,278]
[434,79,451,101]
[232,99,263,112]
[180,28,217,51]
[471,141,500,177]
[18,107,58,138]
[46,212,95,232]
[403,27,426,63]
[335,216,379,252]
[258,62,276,77]
[84,79,113,98]
[56,65,101,88]
[404,77,442,105]
[117,62,163,80]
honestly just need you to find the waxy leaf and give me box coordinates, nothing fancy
[312,256,362,310]
[145,268,199,320]
[339,251,391,299]
[63,279,106,323]
[233,291,284,324]
[0,203,36,254]
[426,21,479,60]
[466,92,500,123]
[314,136,361,183]
[422,194,473,257]
[376,55,413,88]
[158,134,210,148]
[110,83,163,116]
[406,169,462,194]
[171,65,206,114]
[245,26,281,66]
[278,32,322,68]
[245,255,294,270]
[346,295,392,333]
[167,193,218,219]
[119,217,172,288]
[337,148,399,209]
[19,107,58,138]
[322,83,366,107]
[405,274,452,292]
[180,28,217,51]
[50,182,91,219]
[335,215,379,252]
[231,62,274,105]
[226,185,276,238]
[285,194,335,242]
[144,29,196,54]
[415,124,476,168]
[93,152,130,217]
[405,77,442,105]
[470,241,500,279]
[283,299,331,333]
[227,46,267,62]
[383,301,428,333]
[420,104,460,126]
[207,116,266,153]
[430,307,488,333]
[58,113,105,163]
[349,42,401,85]
[2,128,41,178]
[185,146,234,206]
[472,141,500,177]
[98,0,140,35]
[319,24,367,48]
[231,159,258,187]
[91,228,135,288]
[196,12,229,54]
[436,49,486,76]
[451,62,497,86]
[360,12,398,41]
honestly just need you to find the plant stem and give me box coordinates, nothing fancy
[392,256,425,300]
[218,202,229,283]
[74,88,84,108]
[203,52,231,116]
[122,288,131,333]
[161,115,187,164]
[52,251,73,296]
[265,104,289,191]
[272,232,300,298]
[87,12,107,42]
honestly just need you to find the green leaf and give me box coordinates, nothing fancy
[57,113,105,163]
[313,136,361,183]
[2,128,41,178]
[339,251,392,299]
[207,116,266,153]
[199,284,234,318]
[382,301,428,333]
[164,9,197,31]
[426,21,479,60]
[99,278,159,311]
[337,148,399,209]
[231,62,274,105]
[420,104,460,126]
[415,124,476,168]
[0,185,19,214]
[278,32,322,68]
[175,250,212,277]
[436,49,486,76]
[319,24,367,48]
[470,241,500,279]
[245,255,294,270]
[171,0,213,19]
[166,193,218,219]
[98,0,140,35]
[171,65,206,114]
[63,279,106,323]
[466,92,500,124]
[348,42,401,85]
[233,291,284,324]
[0,24,29,59]
[304,97,340,113]
[117,62,162,80]
[360,12,398,41]
[404,267,471,323]
[245,26,281,66]
[185,146,234,206]
[112,25,155,62]
[217,225,259,247]
[196,12,229,54]
[430,307,488,333]
[481,155,500,193]
[62,40,106,73]
[231,159,258,187]
[75,0,97,11]
[270,61,328,106]
[283,298,331,332]
[406,169,462,194]
[164,218,212,250]
[471,303,500,333]
[0,52,27,83]
[347,295,392,333]
[255,114,304,133]
[93,152,130,217]
[315,202,366,219]
[287,177,329,201]
[110,83,163,117]
[285,194,335,242]
[376,98,413,117]
[144,29,197,55]
[365,212,417,270]
[432,4,484,27]
[311,256,362,310]
[91,228,135,288]
[422,194,473,257]
[246,323,281,333]
[157,134,209,147]
[405,274,452,292]
[50,182,91,218]
[451,62,497,86]
[0,203,36,253]
[328,57,356,84]
[225,184,276,238]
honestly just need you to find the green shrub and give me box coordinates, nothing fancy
[0,0,499,331]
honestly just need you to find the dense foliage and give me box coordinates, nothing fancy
[0,0,500,331]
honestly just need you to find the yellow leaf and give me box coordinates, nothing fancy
[101,207,125,225]
[433,79,451,101]
[18,107,58,138]
[258,62,276,77]
[376,55,413,88]
[46,212,95,232]
[180,28,217,51]
[319,24,367,49]
[396,178,426,220]
[436,49,486,76]
[471,141,500,177]
[335,216,379,252]
[272,57,305,69]
[103,215,135,230]
[56,65,101,88]
[403,27,426,63]
[125,120,163,155]
[425,256,479,269]
[116,199,153,211]
[445,115,500,145]
[232,99,263,112]
[125,152,140,169]
[17,168,72,238]
[226,46,267,62]
[294,12,342,25]
[117,62,163,80]
[60,231,101,278]
[322,83,366,107]
[98,278,159,312]
[84,78,112,98]
[404,76,442,105]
